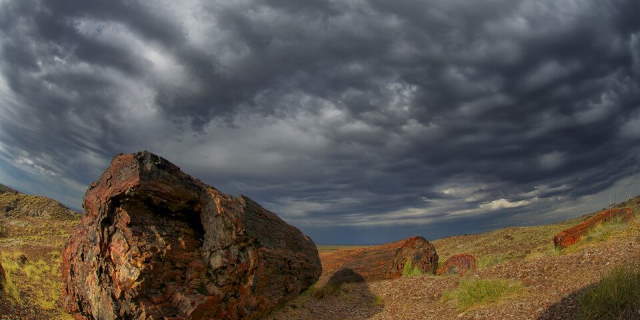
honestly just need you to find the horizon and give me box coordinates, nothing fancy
[1,176,638,246]
[1,0,640,245]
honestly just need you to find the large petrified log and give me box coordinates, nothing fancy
[61,151,321,320]
[436,254,477,276]
[553,207,634,249]
[320,236,438,283]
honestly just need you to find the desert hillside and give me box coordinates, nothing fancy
[0,182,638,319]
[0,185,79,319]
[268,197,640,320]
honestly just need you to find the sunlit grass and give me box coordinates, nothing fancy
[1,250,64,310]
[443,278,523,310]
[1,253,22,303]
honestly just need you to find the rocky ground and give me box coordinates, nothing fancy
[0,183,638,319]
[267,198,640,320]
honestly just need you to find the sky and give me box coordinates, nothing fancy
[0,0,640,245]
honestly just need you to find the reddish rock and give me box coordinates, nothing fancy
[436,254,477,276]
[61,151,321,320]
[320,236,438,282]
[553,208,634,249]
[0,257,5,292]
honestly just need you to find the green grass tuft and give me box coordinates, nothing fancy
[402,259,424,277]
[372,295,384,306]
[577,265,640,320]
[443,278,522,310]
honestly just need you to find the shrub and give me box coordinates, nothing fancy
[443,278,522,310]
[577,265,640,320]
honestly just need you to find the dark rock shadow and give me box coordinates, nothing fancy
[267,268,385,320]
[537,282,640,320]
[536,285,592,320]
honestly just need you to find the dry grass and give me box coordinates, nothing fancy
[443,278,523,311]
[433,222,573,271]
[577,264,640,320]
[1,250,64,310]
[0,215,78,319]
[1,256,21,303]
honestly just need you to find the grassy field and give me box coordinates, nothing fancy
[0,216,78,319]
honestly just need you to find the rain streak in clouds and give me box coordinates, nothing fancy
[0,0,639,244]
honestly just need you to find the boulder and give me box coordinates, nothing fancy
[436,254,477,276]
[553,208,633,249]
[321,236,438,282]
[61,151,321,320]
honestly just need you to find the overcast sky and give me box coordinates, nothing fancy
[1,0,640,244]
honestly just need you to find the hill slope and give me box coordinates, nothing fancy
[0,190,638,319]
[0,184,79,319]
[268,197,640,320]
[0,184,77,220]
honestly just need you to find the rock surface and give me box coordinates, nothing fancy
[0,184,77,220]
[436,254,477,276]
[0,257,5,293]
[320,236,438,282]
[61,151,321,320]
[553,207,634,248]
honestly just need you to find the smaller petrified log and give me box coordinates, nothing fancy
[321,236,438,282]
[553,208,634,249]
[436,254,477,276]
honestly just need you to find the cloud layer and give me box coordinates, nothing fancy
[1,0,639,243]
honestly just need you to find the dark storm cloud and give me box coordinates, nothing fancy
[1,0,640,242]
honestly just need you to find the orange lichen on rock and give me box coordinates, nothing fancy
[320,236,438,283]
[436,254,477,276]
[553,207,633,249]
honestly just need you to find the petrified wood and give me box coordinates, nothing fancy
[553,207,633,249]
[61,151,321,320]
[320,236,438,282]
[436,254,477,276]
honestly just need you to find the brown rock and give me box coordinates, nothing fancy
[0,257,5,292]
[436,254,477,276]
[321,236,438,282]
[61,151,321,320]
[553,207,634,249]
